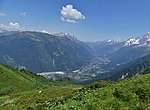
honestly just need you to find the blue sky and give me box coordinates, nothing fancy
[0,0,150,41]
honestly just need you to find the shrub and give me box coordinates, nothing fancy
[85,81,110,89]
[113,88,132,102]
[27,107,34,110]
[135,87,150,102]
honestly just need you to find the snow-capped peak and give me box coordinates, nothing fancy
[124,38,140,46]
[107,39,112,42]
[52,32,78,40]
[97,32,150,47]
[124,32,150,46]
[52,32,71,37]
[41,30,50,34]
[139,32,150,44]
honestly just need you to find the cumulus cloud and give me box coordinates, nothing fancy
[20,12,27,16]
[0,12,6,16]
[0,22,24,31]
[60,4,85,23]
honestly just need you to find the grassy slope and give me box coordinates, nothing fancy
[48,74,150,110]
[0,64,52,95]
[0,64,149,110]
[0,65,81,110]
[0,85,80,110]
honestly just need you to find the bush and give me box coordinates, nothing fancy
[113,88,132,102]
[135,87,150,102]
[27,107,34,110]
[85,81,110,89]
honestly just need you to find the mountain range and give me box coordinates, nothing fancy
[0,31,92,73]
[0,31,150,83]
[66,32,150,83]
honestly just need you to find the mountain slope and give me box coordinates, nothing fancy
[47,73,150,110]
[0,65,80,109]
[109,54,150,81]
[87,33,150,66]
[0,64,52,95]
[0,31,92,72]
[83,53,150,83]
[36,32,150,83]
[0,65,149,109]
[72,33,150,83]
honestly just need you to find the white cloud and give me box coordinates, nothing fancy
[9,22,21,29]
[60,4,85,23]
[20,12,27,16]
[0,22,24,31]
[0,12,6,16]
[61,17,76,23]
